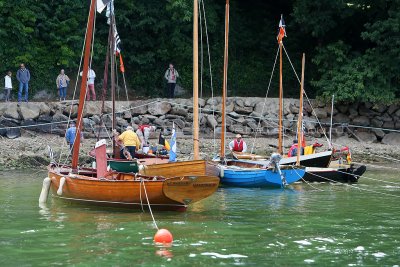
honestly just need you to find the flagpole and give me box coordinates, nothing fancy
[110,2,117,158]
[71,0,96,170]
[296,53,305,166]
[193,0,200,160]
[278,41,283,155]
[220,0,230,160]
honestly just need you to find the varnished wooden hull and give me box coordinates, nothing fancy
[47,165,219,211]
[139,160,220,178]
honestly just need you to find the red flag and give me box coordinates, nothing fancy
[119,53,125,73]
[277,15,286,44]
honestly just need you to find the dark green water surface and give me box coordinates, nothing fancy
[1,168,399,266]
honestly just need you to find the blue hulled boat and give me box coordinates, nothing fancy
[219,155,306,188]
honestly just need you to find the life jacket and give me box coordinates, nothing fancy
[139,124,150,132]
[288,144,304,157]
[233,140,244,152]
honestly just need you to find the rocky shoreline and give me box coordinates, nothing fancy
[1,97,400,170]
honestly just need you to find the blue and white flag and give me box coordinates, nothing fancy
[169,123,177,162]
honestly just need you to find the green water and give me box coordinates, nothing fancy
[1,169,399,266]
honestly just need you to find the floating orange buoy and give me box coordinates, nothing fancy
[154,229,173,244]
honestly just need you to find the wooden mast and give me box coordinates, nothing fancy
[296,53,305,166]
[110,8,117,158]
[193,0,200,160]
[278,42,283,154]
[71,0,96,170]
[220,0,230,159]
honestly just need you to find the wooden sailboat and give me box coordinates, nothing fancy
[217,1,305,188]
[44,0,219,211]
[134,0,220,178]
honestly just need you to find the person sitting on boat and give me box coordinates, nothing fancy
[136,125,156,149]
[288,139,304,157]
[229,134,247,153]
[118,126,141,159]
[65,122,82,150]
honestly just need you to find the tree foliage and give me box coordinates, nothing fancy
[0,0,398,103]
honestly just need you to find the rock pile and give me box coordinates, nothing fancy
[0,98,399,145]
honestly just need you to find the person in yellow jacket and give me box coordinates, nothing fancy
[118,126,141,159]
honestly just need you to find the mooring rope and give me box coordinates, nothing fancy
[140,178,159,230]
[291,166,400,198]
[290,166,325,191]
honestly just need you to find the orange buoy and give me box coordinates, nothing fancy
[154,229,173,244]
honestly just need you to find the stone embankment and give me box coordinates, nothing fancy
[1,97,400,169]
[1,97,400,144]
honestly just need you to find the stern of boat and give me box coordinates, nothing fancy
[163,176,220,205]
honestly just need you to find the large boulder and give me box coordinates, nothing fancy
[170,106,188,117]
[313,108,328,119]
[38,103,51,116]
[372,129,385,139]
[352,116,369,126]
[116,117,128,128]
[19,102,41,120]
[52,113,69,123]
[358,105,378,117]
[382,121,395,129]
[206,115,218,128]
[370,118,384,128]
[130,101,148,115]
[356,131,377,143]
[173,118,185,129]
[6,128,21,139]
[84,101,102,116]
[234,105,253,115]
[3,103,20,120]
[387,104,398,115]
[382,132,400,145]
[148,102,171,116]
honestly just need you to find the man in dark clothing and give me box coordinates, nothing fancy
[16,63,30,103]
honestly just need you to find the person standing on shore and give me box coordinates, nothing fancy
[4,71,12,102]
[80,68,96,100]
[16,63,30,104]
[164,63,179,98]
[56,69,70,101]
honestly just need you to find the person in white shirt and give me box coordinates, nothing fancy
[4,71,12,102]
[80,68,96,101]
[228,134,248,153]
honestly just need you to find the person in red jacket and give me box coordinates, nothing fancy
[288,139,304,157]
[229,134,247,152]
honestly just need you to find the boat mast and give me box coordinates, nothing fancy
[220,0,230,160]
[278,41,283,154]
[193,0,200,160]
[296,53,305,166]
[71,0,96,170]
[110,4,117,158]
[329,94,335,149]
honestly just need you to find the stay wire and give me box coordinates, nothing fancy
[282,44,330,146]
[249,46,280,154]
[56,7,91,166]
[200,0,217,154]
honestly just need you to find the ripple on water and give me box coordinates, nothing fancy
[201,252,248,259]
[372,252,386,258]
